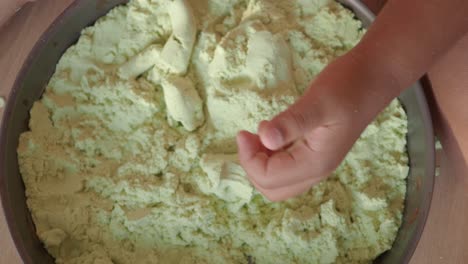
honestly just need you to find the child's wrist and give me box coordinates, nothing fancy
[350,42,411,97]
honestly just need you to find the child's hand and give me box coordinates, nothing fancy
[237,0,468,202]
[237,49,400,201]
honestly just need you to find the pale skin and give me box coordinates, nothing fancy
[2,0,468,202]
[237,0,468,201]
[0,0,34,28]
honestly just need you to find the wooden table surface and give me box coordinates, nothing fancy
[1,1,467,263]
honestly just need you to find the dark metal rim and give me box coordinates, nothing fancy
[0,1,435,263]
[0,1,86,263]
[402,79,435,264]
[340,1,436,262]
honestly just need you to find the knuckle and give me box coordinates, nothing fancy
[255,174,275,190]
[256,170,287,190]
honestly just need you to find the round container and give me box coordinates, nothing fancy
[0,0,435,263]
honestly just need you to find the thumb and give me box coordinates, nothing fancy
[258,94,324,151]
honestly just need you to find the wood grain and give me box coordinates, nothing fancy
[0,1,466,264]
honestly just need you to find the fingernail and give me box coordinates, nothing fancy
[265,127,283,150]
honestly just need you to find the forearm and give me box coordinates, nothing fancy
[355,0,468,94]
[304,0,468,135]
[0,0,32,28]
